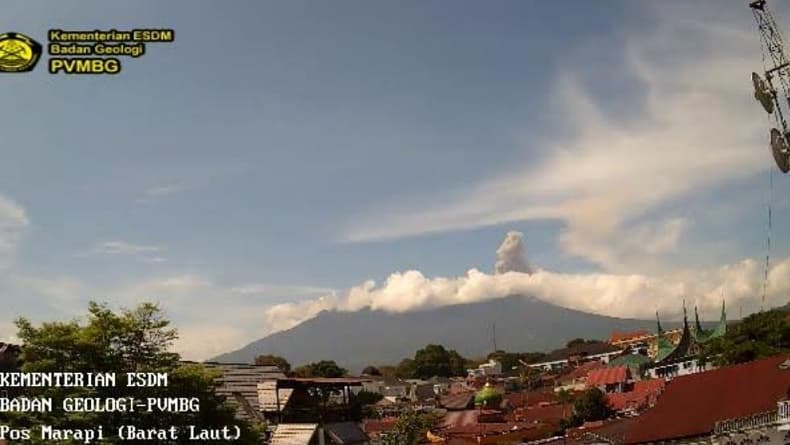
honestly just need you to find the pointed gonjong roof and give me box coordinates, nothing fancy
[654,311,678,363]
[692,301,727,344]
[654,303,705,365]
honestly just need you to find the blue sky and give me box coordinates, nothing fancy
[2,1,789,359]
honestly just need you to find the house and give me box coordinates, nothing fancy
[585,366,630,393]
[625,354,790,444]
[468,359,503,378]
[200,362,285,421]
[268,422,368,445]
[646,303,727,379]
[606,378,665,415]
[555,361,605,393]
[529,343,623,372]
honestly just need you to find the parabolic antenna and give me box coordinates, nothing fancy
[770,128,790,173]
[753,72,774,114]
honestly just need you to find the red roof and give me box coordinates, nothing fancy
[512,402,569,424]
[558,360,605,384]
[363,418,397,434]
[607,379,665,412]
[625,354,790,444]
[503,389,556,409]
[586,366,629,386]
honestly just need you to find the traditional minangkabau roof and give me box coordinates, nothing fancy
[653,311,678,363]
[625,354,790,444]
[692,301,727,344]
[653,303,706,365]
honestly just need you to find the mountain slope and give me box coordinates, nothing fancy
[212,296,669,371]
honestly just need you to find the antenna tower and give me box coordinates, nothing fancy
[750,0,790,173]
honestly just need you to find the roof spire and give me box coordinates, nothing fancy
[656,311,663,334]
[694,305,705,334]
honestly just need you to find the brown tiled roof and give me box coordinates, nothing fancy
[568,417,639,445]
[502,388,556,409]
[625,354,790,444]
[606,378,665,412]
[512,402,569,424]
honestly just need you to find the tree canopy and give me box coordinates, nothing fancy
[703,308,790,366]
[291,360,348,378]
[561,388,613,429]
[487,350,547,376]
[381,410,439,445]
[6,302,262,444]
[253,354,291,374]
[361,366,382,376]
[412,344,467,379]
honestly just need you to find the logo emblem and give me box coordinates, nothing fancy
[0,32,42,72]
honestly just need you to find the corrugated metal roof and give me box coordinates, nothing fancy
[257,380,294,412]
[269,424,317,445]
[625,354,790,444]
[586,366,629,386]
[201,362,285,420]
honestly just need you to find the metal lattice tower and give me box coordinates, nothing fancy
[752,1,790,131]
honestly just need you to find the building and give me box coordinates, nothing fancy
[646,302,727,379]
[529,343,624,372]
[625,354,790,444]
[265,377,370,445]
[200,362,286,421]
[467,359,503,378]
[586,366,630,394]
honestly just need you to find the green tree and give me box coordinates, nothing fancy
[292,360,348,378]
[253,354,291,374]
[394,358,417,379]
[561,388,612,429]
[704,309,790,366]
[6,302,262,444]
[381,410,439,445]
[361,366,382,376]
[412,344,467,379]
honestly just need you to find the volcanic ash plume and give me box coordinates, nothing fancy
[494,231,532,275]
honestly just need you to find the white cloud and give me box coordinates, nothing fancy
[261,255,790,335]
[89,240,166,263]
[339,6,767,273]
[231,283,337,298]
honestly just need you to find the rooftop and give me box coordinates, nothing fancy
[586,366,629,387]
[625,354,790,444]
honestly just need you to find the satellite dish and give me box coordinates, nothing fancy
[753,72,774,114]
[770,128,790,173]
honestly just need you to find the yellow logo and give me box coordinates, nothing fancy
[0,32,42,72]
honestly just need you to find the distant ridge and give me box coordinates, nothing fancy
[213,296,678,371]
